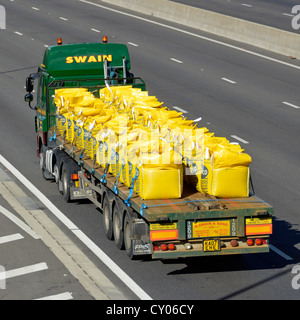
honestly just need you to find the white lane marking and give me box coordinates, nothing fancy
[193,117,202,122]
[282,101,300,109]
[170,58,183,64]
[72,229,152,300]
[59,17,68,21]
[173,106,188,113]
[31,7,40,11]
[91,28,101,33]
[269,244,293,261]
[0,262,48,281]
[282,13,294,17]
[241,4,253,7]
[14,31,23,36]
[0,233,24,245]
[221,77,236,84]
[90,28,101,33]
[79,0,300,70]
[127,42,139,47]
[0,154,152,300]
[35,292,73,300]
[0,204,40,239]
[230,135,249,144]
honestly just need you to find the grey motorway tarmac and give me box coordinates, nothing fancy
[0,0,299,300]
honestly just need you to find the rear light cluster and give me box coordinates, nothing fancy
[246,238,267,246]
[153,243,176,251]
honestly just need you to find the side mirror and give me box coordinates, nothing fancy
[24,93,33,103]
[25,76,34,93]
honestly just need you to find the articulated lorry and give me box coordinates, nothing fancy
[24,37,273,260]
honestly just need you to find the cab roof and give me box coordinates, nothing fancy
[41,42,131,77]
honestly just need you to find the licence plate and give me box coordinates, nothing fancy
[203,239,221,252]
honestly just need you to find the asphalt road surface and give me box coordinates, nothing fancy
[0,0,299,301]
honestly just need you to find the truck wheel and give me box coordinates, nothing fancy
[39,145,53,181]
[124,213,135,260]
[62,164,71,203]
[54,163,63,194]
[113,205,124,250]
[103,196,113,240]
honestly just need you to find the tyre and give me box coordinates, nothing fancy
[53,163,62,194]
[39,145,53,181]
[124,213,135,260]
[103,196,113,240]
[113,205,124,250]
[61,164,71,202]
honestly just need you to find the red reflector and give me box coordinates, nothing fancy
[153,245,160,251]
[160,244,168,251]
[168,243,175,251]
[262,239,268,245]
[230,239,238,247]
[255,238,262,246]
[246,239,254,246]
[71,173,79,180]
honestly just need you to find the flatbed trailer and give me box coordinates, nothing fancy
[47,129,273,260]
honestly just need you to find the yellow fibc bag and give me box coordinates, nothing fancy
[74,118,87,150]
[198,146,252,198]
[198,158,213,195]
[134,165,183,200]
[66,113,76,143]
[56,113,67,134]
[54,88,89,108]
[131,151,183,200]
[209,147,251,198]
[96,128,111,168]
[211,166,250,198]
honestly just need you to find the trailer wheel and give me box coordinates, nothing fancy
[113,205,124,250]
[62,164,71,203]
[124,213,135,260]
[103,196,113,240]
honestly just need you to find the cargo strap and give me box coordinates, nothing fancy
[113,164,125,195]
[124,168,139,207]
[77,149,85,166]
[100,163,110,184]
[49,131,57,142]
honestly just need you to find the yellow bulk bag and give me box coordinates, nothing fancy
[73,106,101,117]
[213,147,252,168]
[204,136,230,154]
[66,113,76,143]
[198,158,213,195]
[151,109,183,121]
[54,88,89,108]
[211,166,250,198]
[74,119,86,150]
[56,113,67,134]
[72,94,95,108]
[95,129,111,168]
[133,165,183,200]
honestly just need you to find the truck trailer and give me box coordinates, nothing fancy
[24,37,273,260]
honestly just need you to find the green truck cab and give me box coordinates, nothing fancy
[24,38,273,260]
